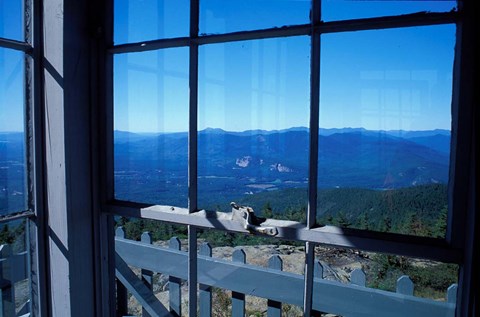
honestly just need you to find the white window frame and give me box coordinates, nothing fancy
[0,0,49,315]
[102,1,478,316]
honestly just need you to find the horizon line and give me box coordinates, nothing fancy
[1,126,453,134]
[114,126,452,134]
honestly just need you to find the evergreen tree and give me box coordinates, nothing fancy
[262,202,274,218]
[432,206,448,238]
[357,212,370,230]
[336,211,352,228]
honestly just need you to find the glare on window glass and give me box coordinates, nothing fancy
[113,48,189,207]
[197,36,310,220]
[114,0,189,44]
[317,25,455,238]
[200,0,310,35]
[321,0,457,21]
[0,48,26,215]
[0,0,23,41]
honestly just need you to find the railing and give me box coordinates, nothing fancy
[0,244,30,317]
[115,228,458,317]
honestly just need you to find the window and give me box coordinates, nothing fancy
[108,1,471,316]
[0,0,36,315]
[317,24,456,237]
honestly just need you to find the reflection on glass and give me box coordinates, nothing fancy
[311,244,458,314]
[114,218,187,315]
[0,48,26,215]
[0,219,30,314]
[200,0,310,35]
[322,0,457,21]
[317,25,455,237]
[0,0,23,41]
[114,0,189,44]
[114,48,189,207]
[198,37,310,216]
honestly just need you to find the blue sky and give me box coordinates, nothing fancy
[113,0,457,133]
[0,0,457,132]
[1,0,24,132]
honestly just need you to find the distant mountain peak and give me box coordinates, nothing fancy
[200,127,227,134]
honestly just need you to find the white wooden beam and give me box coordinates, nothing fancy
[43,0,97,315]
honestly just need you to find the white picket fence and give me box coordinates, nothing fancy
[115,228,458,317]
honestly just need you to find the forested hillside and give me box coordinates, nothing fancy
[238,183,447,237]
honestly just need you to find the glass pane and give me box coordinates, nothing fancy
[0,0,23,41]
[114,217,188,315]
[0,48,26,215]
[200,0,310,35]
[311,244,458,315]
[0,219,31,315]
[198,37,310,220]
[197,228,305,315]
[114,0,189,44]
[317,25,455,237]
[114,48,189,207]
[322,0,457,22]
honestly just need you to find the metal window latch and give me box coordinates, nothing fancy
[231,202,278,236]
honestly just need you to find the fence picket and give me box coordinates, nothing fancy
[169,237,182,317]
[267,255,283,317]
[232,249,246,317]
[141,232,153,317]
[447,284,458,304]
[199,243,212,317]
[115,226,126,239]
[396,276,414,296]
[350,269,366,287]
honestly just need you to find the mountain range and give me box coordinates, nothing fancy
[0,128,451,212]
[113,127,450,206]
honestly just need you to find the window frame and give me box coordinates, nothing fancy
[0,0,48,315]
[103,1,475,316]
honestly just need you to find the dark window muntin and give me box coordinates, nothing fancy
[106,1,465,315]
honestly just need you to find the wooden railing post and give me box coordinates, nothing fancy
[199,242,212,317]
[141,232,153,317]
[169,237,182,317]
[0,244,14,317]
[232,248,246,317]
[267,255,283,317]
[115,227,128,316]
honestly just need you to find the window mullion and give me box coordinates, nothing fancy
[304,1,322,315]
[188,45,198,213]
[25,0,50,315]
[188,1,200,316]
